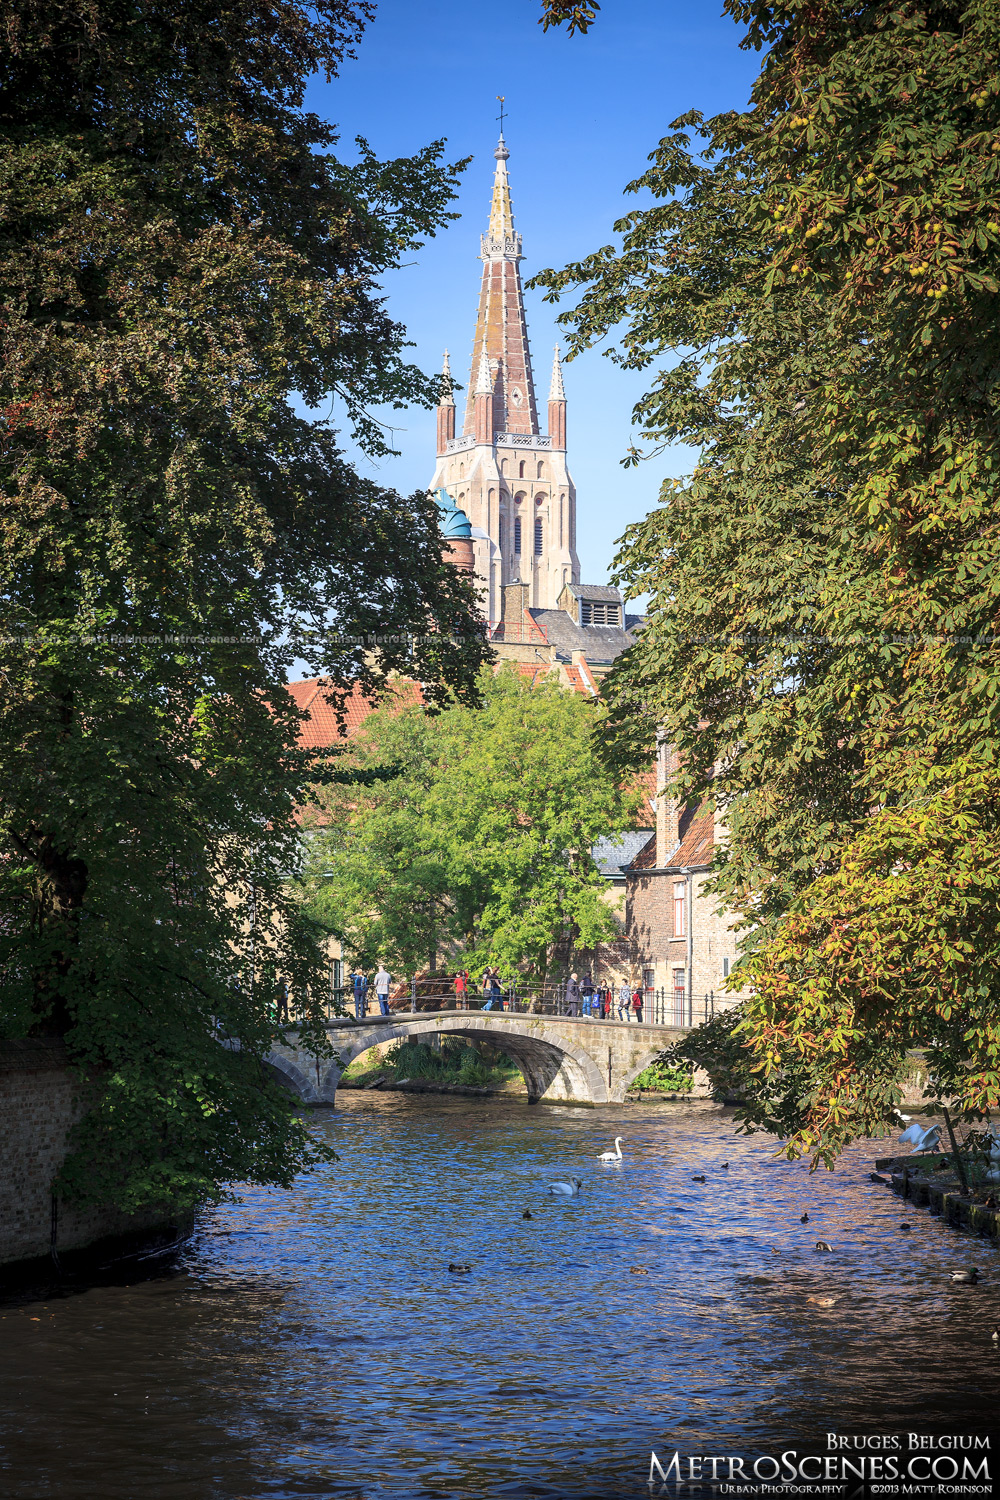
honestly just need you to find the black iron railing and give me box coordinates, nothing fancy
[321,980,727,1029]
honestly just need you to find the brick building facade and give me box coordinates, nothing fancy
[621,742,742,1019]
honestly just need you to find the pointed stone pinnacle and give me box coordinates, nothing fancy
[475,345,494,397]
[549,345,566,402]
[439,349,454,404]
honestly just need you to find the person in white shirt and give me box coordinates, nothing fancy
[617,983,631,1022]
[374,965,391,1016]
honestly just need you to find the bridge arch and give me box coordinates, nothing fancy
[263,1052,319,1104]
[322,1016,609,1106]
[610,1047,677,1104]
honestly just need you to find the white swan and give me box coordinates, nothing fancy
[899,1122,943,1152]
[599,1137,624,1162]
[548,1179,582,1196]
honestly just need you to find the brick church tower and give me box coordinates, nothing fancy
[428,133,581,625]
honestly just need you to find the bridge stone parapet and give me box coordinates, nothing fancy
[267,1012,693,1108]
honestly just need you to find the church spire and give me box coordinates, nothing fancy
[487,135,515,243]
[463,133,539,439]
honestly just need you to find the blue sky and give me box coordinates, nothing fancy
[307,0,760,590]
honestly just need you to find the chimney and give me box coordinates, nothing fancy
[654,733,678,868]
[570,651,598,695]
[436,350,455,455]
[500,581,531,633]
[547,345,566,450]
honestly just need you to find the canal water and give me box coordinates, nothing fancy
[1,1097,997,1499]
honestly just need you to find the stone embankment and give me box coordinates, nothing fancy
[0,1040,190,1281]
[872,1150,1000,1240]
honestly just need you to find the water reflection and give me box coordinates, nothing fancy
[0,1098,997,1499]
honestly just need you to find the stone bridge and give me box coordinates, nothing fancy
[264,1011,691,1108]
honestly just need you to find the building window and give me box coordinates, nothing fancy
[723,956,731,978]
[674,881,686,937]
[673,967,686,1022]
[537,460,544,479]
[514,517,522,554]
[581,602,621,626]
[518,460,525,478]
[498,516,506,552]
[534,518,543,555]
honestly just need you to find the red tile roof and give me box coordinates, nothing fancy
[629,832,657,871]
[624,811,714,874]
[672,811,714,869]
[287,678,423,749]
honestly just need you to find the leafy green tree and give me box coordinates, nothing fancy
[300,668,638,986]
[535,0,1000,1156]
[0,0,486,1211]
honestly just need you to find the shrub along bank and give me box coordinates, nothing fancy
[340,1039,524,1093]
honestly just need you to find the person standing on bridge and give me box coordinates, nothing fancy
[374,964,391,1016]
[351,970,368,1020]
[617,982,630,1022]
[565,973,580,1017]
[454,969,469,1010]
[631,985,644,1024]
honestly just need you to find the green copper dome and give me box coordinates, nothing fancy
[434,488,473,540]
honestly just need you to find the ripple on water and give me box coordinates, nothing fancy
[0,1098,997,1499]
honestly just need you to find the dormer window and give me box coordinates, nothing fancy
[581,602,620,626]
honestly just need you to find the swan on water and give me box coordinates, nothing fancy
[899,1122,943,1152]
[548,1179,582,1196]
[599,1137,624,1162]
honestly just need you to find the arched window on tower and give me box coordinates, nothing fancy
[536,460,544,479]
[499,516,506,553]
[518,460,526,478]
[534,518,543,556]
[514,517,522,555]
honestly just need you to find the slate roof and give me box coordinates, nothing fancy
[564,584,625,603]
[592,831,657,879]
[528,607,641,665]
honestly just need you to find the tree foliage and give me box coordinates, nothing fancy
[534,0,1000,1157]
[537,0,600,35]
[299,668,638,984]
[0,0,487,1210]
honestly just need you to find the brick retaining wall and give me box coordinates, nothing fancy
[0,1039,186,1274]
